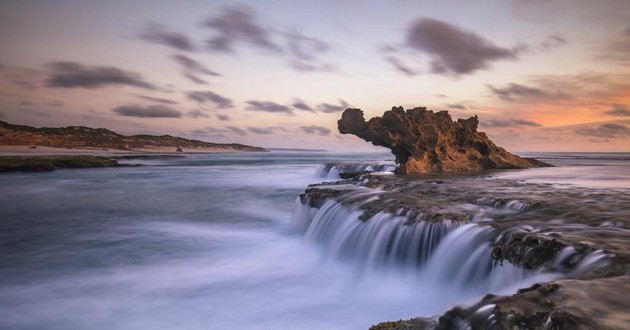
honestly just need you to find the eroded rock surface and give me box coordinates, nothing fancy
[338,107,549,174]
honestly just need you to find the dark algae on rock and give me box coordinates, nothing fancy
[338,106,550,174]
[0,155,124,172]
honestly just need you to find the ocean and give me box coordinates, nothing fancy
[0,151,628,329]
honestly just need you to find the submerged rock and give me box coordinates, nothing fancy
[338,106,550,174]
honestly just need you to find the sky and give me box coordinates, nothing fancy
[1,0,629,152]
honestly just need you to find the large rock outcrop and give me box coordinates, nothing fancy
[338,106,549,174]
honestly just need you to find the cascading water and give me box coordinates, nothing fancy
[292,186,610,297]
[315,162,397,179]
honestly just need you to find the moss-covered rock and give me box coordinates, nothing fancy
[0,155,125,172]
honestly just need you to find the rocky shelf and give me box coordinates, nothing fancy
[0,155,130,172]
[298,173,630,329]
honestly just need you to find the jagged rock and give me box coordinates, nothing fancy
[338,106,550,174]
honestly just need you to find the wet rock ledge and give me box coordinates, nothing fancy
[299,173,630,329]
[338,107,550,174]
[0,155,183,172]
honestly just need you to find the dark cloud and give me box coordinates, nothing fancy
[539,34,567,50]
[290,60,334,72]
[18,101,36,106]
[113,104,182,118]
[482,118,542,128]
[183,73,209,84]
[226,126,248,136]
[217,114,230,121]
[488,83,567,102]
[446,103,466,110]
[605,104,630,116]
[435,94,447,98]
[136,95,177,105]
[292,99,315,112]
[247,126,278,134]
[140,23,196,52]
[187,109,210,118]
[299,125,331,135]
[385,56,419,76]
[575,123,630,139]
[202,6,281,53]
[246,100,293,114]
[186,91,233,109]
[514,34,567,53]
[286,31,333,72]
[317,99,350,113]
[44,100,64,107]
[46,62,154,90]
[172,54,220,84]
[405,18,518,76]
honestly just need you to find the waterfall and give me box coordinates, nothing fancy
[315,162,397,179]
[292,191,610,294]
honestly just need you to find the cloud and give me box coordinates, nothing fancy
[446,103,466,110]
[187,109,210,118]
[385,55,419,76]
[44,100,64,107]
[113,104,182,118]
[46,62,154,90]
[18,101,36,106]
[299,125,331,135]
[575,123,630,139]
[246,100,293,114]
[136,95,177,104]
[247,126,280,134]
[202,6,281,52]
[226,126,248,136]
[317,99,350,113]
[0,64,44,89]
[292,99,315,112]
[605,104,630,116]
[538,34,567,51]
[172,54,220,84]
[186,91,233,109]
[286,31,333,72]
[140,23,196,52]
[217,114,230,121]
[405,18,518,76]
[482,118,542,128]
[488,83,567,102]
[597,28,630,65]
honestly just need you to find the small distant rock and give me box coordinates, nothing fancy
[338,106,550,174]
[176,147,183,152]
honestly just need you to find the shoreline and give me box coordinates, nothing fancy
[0,145,263,156]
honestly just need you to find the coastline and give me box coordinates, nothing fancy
[0,145,262,156]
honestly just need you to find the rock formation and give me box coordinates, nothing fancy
[338,106,549,174]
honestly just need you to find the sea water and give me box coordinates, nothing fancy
[0,151,628,329]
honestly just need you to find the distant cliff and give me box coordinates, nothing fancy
[338,106,549,174]
[0,121,267,152]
